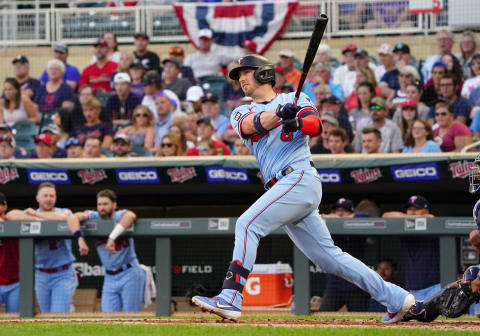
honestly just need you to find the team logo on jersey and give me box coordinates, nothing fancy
[77,169,107,184]
[316,169,342,184]
[27,169,70,184]
[206,166,249,184]
[350,168,382,184]
[115,168,159,184]
[0,167,19,184]
[167,167,197,183]
[391,163,439,182]
[449,160,478,179]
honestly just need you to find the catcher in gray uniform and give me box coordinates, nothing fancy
[403,155,480,322]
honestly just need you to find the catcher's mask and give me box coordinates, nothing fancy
[229,55,275,87]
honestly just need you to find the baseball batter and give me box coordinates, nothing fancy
[73,189,145,312]
[7,182,89,313]
[192,55,417,322]
[0,192,19,313]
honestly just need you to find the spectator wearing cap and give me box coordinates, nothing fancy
[133,32,160,73]
[320,95,353,141]
[327,127,349,154]
[426,74,472,125]
[223,62,245,111]
[333,44,357,95]
[64,138,83,158]
[310,111,339,154]
[162,57,192,101]
[78,38,118,93]
[129,59,147,99]
[153,92,176,148]
[393,43,418,68]
[83,137,105,158]
[242,40,257,55]
[278,49,301,89]
[186,117,230,156]
[361,127,382,154]
[11,55,41,100]
[386,65,420,110]
[376,43,400,92]
[115,105,155,151]
[459,31,478,79]
[110,134,132,158]
[91,32,120,65]
[305,62,344,103]
[141,73,180,124]
[70,97,114,148]
[106,73,141,125]
[41,124,67,158]
[320,198,370,312]
[201,93,229,139]
[29,133,55,159]
[39,43,80,90]
[402,119,441,153]
[186,86,204,114]
[433,99,472,152]
[184,28,240,80]
[167,45,196,85]
[0,136,17,160]
[395,98,419,143]
[353,48,376,71]
[0,124,27,158]
[402,81,430,121]
[35,59,75,117]
[420,61,446,107]
[421,30,455,83]
[0,78,39,126]
[383,196,440,301]
[354,97,403,153]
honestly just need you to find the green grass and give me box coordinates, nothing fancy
[0,324,478,336]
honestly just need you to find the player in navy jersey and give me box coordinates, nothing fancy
[191,55,417,322]
[73,189,145,312]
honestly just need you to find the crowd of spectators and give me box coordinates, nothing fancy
[1,28,480,160]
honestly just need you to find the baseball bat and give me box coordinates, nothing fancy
[293,14,329,106]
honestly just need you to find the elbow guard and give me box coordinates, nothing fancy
[299,115,323,137]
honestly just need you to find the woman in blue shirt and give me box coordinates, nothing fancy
[402,119,441,153]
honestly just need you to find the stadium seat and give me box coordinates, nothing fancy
[130,147,153,157]
[96,92,112,108]
[15,136,35,152]
[12,120,38,138]
[115,121,133,133]
[102,148,112,157]
[200,75,228,101]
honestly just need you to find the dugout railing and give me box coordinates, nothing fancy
[3,217,474,318]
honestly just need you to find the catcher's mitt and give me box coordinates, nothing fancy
[438,280,480,318]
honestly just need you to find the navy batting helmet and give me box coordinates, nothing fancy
[229,55,275,86]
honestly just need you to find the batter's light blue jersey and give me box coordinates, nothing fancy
[230,92,317,181]
[35,207,74,268]
[85,210,139,270]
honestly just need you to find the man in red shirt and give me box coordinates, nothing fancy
[78,38,118,93]
[0,192,19,313]
[186,117,230,156]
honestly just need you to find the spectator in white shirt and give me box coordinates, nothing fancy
[333,44,357,97]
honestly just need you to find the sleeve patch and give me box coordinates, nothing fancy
[234,112,242,121]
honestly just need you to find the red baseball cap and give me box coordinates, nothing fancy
[401,99,417,109]
[93,38,108,47]
[342,44,357,54]
[242,40,257,52]
[35,133,53,146]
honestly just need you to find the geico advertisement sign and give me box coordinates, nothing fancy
[390,163,439,182]
[316,169,342,183]
[206,166,249,184]
[27,169,71,184]
[115,168,160,184]
[244,276,293,296]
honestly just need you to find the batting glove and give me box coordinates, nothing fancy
[276,103,301,120]
[283,117,302,133]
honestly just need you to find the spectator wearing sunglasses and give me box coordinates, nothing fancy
[433,99,472,152]
[115,105,155,151]
[167,46,196,85]
[196,139,216,156]
[110,134,132,158]
[155,133,184,157]
[354,97,403,153]
[64,138,83,158]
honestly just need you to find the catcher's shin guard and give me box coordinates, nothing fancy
[222,260,250,292]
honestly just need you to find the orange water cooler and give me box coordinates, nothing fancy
[242,264,293,307]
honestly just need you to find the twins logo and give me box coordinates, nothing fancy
[350,168,382,184]
[0,167,19,184]
[77,169,107,185]
[167,167,197,183]
[449,160,478,179]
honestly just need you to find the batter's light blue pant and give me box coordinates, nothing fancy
[0,282,19,313]
[35,264,78,313]
[219,164,409,313]
[101,265,146,312]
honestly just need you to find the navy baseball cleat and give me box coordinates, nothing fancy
[402,301,435,322]
[192,295,242,321]
[381,293,416,323]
